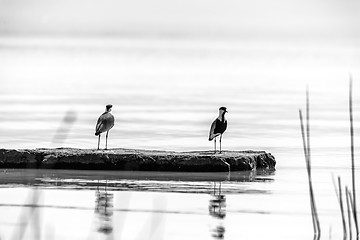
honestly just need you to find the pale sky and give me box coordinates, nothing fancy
[0,0,359,41]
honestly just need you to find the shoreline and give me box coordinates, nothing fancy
[0,148,276,172]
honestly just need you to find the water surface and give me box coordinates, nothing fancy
[1,36,360,239]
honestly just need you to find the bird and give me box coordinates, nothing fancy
[209,107,228,153]
[95,104,115,150]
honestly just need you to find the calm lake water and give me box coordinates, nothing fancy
[1,36,360,239]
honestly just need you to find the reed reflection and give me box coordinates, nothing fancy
[209,182,226,239]
[95,183,114,235]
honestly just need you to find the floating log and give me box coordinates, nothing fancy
[0,148,276,172]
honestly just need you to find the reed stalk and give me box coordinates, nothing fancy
[332,176,347,239]
[12,189,41,240]
[299,88,321,238]
[306,87,311,167]
[300,110,316,233]
[346,187,353,240]
[349,77,359,237]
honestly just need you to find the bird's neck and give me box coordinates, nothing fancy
[217,113,226,122]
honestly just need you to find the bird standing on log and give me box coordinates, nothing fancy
[209,107,228,153]
[95,104,115,150]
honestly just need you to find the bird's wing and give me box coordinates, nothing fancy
[103,113,115,128]
[109,114,115,128]
[95,113,106,132]
[208,119,217,141]
[96,113,115,134]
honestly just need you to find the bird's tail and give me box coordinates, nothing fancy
[209,133,220,141]
[95,131,101,136]
[209,134,215,141]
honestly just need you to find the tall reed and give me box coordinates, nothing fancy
[332,175,347,239]
[299,88,321,239]
[346,187,353,239]
[349,77,359,237]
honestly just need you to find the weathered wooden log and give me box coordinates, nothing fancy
[0,148,276,172]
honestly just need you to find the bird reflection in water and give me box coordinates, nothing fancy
[95,183,114,235]
[209,182,226,239]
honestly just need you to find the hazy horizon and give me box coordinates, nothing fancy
[1,0,360,44]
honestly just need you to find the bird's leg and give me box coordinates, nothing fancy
[105,130,109,150]
[219,134,222,153]
[214,138,217,154]
[97,134,101,150]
